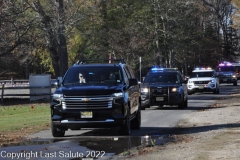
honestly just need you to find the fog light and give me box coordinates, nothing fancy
[211,84,215,87]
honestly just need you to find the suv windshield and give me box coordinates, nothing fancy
[63,66,123,85]
[216,66,235,72]
[190,71,214,78]
[144,73,179,84]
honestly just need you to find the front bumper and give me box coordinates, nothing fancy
[52,119,125,129]
[219,77,237,83]
[51,97,126,130]
[141,92,182,107]
[187,83,217,93]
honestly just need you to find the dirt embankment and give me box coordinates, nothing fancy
[116,93,240,160]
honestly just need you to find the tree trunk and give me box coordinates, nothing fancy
[57,0,68,77]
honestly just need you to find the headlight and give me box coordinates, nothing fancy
[111,92,123,97]
[141,88,149,93]
[232,75,236,78]
[171,87,179,92]
[52,94,63,100]
[209,79,215,83]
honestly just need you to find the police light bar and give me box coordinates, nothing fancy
[194,67,212,70]
[219,62,232,66]
[151,67,164,71]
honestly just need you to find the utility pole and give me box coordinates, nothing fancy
[139,57,142,82]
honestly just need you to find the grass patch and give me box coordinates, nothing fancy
[0,105,50,132]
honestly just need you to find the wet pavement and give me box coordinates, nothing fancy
[0,135,175,160]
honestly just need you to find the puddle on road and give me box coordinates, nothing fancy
[78,135,175,154]
[0,135,175,157]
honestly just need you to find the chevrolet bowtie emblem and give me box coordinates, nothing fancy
[82,98,89,102]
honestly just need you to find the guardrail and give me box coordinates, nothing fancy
[0,79,29,87]
[0,79,56,102]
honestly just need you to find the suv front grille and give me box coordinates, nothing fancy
[150,87,168,96]
[219,75,231,78]
[194,81,209,84]
[62,95,113,109]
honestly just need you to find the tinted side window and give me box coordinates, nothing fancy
[126,66,136,78]
[177,73,181,81]
[123,66,132,79]
[233,66,240,71]
[122,68,129,84]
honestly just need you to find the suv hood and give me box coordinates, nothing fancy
[141,83,180,88]
[216,71,234,75]
[188,77,214,81]
[55,84,123,96]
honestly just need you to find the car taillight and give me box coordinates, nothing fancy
[236,70,239,75]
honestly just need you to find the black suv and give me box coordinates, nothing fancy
[51,59,141,137]
[141,68,188,109]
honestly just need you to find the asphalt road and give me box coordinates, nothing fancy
[1,83,239,160]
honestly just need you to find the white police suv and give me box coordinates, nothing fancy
[187,67,220,95]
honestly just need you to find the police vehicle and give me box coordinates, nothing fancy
[187,67,219,95]
[140,67,188,110]
[232,63,240,80]
[215,62,239,86]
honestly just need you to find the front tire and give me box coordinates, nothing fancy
[233,81,237,86]
[184,97,188,108]
[217,88,220,94]
[51,122,65,137]
[119,107,131,135]
[188,90,193,95]
[178,96,185,109]
[131,108,141,130]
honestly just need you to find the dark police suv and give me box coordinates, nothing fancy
[51,59,141,137]
[215,62,239,86]
[141,68,188,110]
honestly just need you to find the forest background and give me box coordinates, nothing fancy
[0,0,240,79]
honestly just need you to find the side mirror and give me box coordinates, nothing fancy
[182,80,188,84]
[52,77,62,88]
[129,78,138,86]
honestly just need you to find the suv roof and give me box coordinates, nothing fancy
[192,67,215,72]
[74,59,127,65]
[71,59,128,69]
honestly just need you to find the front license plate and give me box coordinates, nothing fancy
[223,79,227,81]
[81,111,92,118]
[156,97,164,101]
[199,86,204,89]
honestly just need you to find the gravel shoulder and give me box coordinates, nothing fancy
[115,91,240,160]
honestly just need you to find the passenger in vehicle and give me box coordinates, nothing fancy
[79,73,86,83]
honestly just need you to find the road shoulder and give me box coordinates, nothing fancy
[114,92,240,160]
